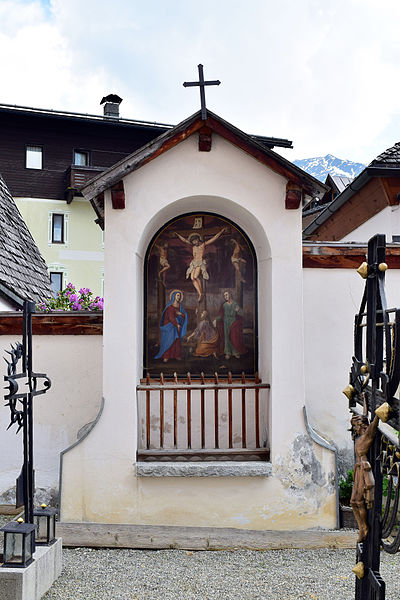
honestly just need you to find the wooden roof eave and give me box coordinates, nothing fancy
[82,109,326,208]
[204,114,326,198]
[303,166,400,237]
[82,116,205,202]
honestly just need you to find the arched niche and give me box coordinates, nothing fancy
[136,195,271,385]
[143,211,259,378]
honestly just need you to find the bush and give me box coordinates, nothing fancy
[339,469,353,504]
[37,283,104,312]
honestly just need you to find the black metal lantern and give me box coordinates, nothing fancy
[1,518,36,568]
[33,504,57,545]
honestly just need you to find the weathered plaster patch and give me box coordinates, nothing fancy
[273,434,329,510]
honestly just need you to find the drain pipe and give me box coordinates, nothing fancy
[303,406,340,529]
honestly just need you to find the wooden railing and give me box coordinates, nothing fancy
[137,372,270,462]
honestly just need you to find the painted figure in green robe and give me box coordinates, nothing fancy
[214,291,246,359]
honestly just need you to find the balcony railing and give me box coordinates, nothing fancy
[65,165,105,202]
[137,372,270,462]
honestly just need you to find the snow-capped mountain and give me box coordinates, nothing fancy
[293,154,365,182]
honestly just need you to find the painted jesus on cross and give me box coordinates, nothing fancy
[174,226,226,301]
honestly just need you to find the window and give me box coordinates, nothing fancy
[26,146,42,169]
[50,272,63,297]
[52,214,64,243]
[74,150,89,166]
[48,211,69,246]
[392,235,400,243]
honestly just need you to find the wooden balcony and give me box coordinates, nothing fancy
[137,373,270,462]
[65,165,105,203]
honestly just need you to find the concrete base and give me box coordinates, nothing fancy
[0,538,62,600]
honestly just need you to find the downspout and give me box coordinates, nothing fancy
[303,406,340,529]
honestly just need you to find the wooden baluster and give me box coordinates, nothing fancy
[228,372,233,449]
[200,372,205,449]
[160,373,164,449]
[241,372,246,448]
[146,373,151,450]
[173,372,178,448]
[255,372,260,448]
[186,372,192,450]
[214,372,219,449]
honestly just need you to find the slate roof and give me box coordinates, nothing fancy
[0,174,52,307]
[329,175,353,194]
[369,142,400,168]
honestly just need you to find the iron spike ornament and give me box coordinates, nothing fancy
[3,301,51,527]
[345,234,400,600]
[183,64,221,121]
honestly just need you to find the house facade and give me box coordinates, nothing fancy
[0,99,171,296]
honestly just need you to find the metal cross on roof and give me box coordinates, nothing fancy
[183,64,221,120]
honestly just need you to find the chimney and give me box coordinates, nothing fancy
[100,94,123,118]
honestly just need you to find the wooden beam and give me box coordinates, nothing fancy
[380,177,400,206]
[111,180,125,209]
[303,244,400,269]
[57,522,357,550]
[198,125,212,151]
[286,182,302,209]
[0,313,103,335]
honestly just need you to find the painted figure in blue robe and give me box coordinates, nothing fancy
[155,290,188,362]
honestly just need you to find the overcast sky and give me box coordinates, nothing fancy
[1,0,399,164]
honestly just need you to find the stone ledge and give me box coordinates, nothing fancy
[136,461,273,477]
[0,537,62,600]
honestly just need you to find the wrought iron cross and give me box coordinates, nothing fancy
[4,300,51,526]
[183,64,221,120]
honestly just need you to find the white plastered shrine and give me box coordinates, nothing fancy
[60,113,336,531]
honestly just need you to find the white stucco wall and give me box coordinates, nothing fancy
[0,334,102,503]
[0,298,16,311]
[340,205,400,243]
[303,265,400,469]
[60,133,336,530]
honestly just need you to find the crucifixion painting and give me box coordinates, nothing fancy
[145,213,257,376]
[174,226,226,301]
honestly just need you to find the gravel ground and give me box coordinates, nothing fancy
[1,515,399,599]
[41,546,400,600]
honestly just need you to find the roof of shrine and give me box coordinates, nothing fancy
[81,109,327,227]
[0,174,52,308]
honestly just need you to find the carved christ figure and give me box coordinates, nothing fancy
[350,397,380,543]
[175,227,226,301]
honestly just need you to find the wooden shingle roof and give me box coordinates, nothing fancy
[0,174,51,307]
